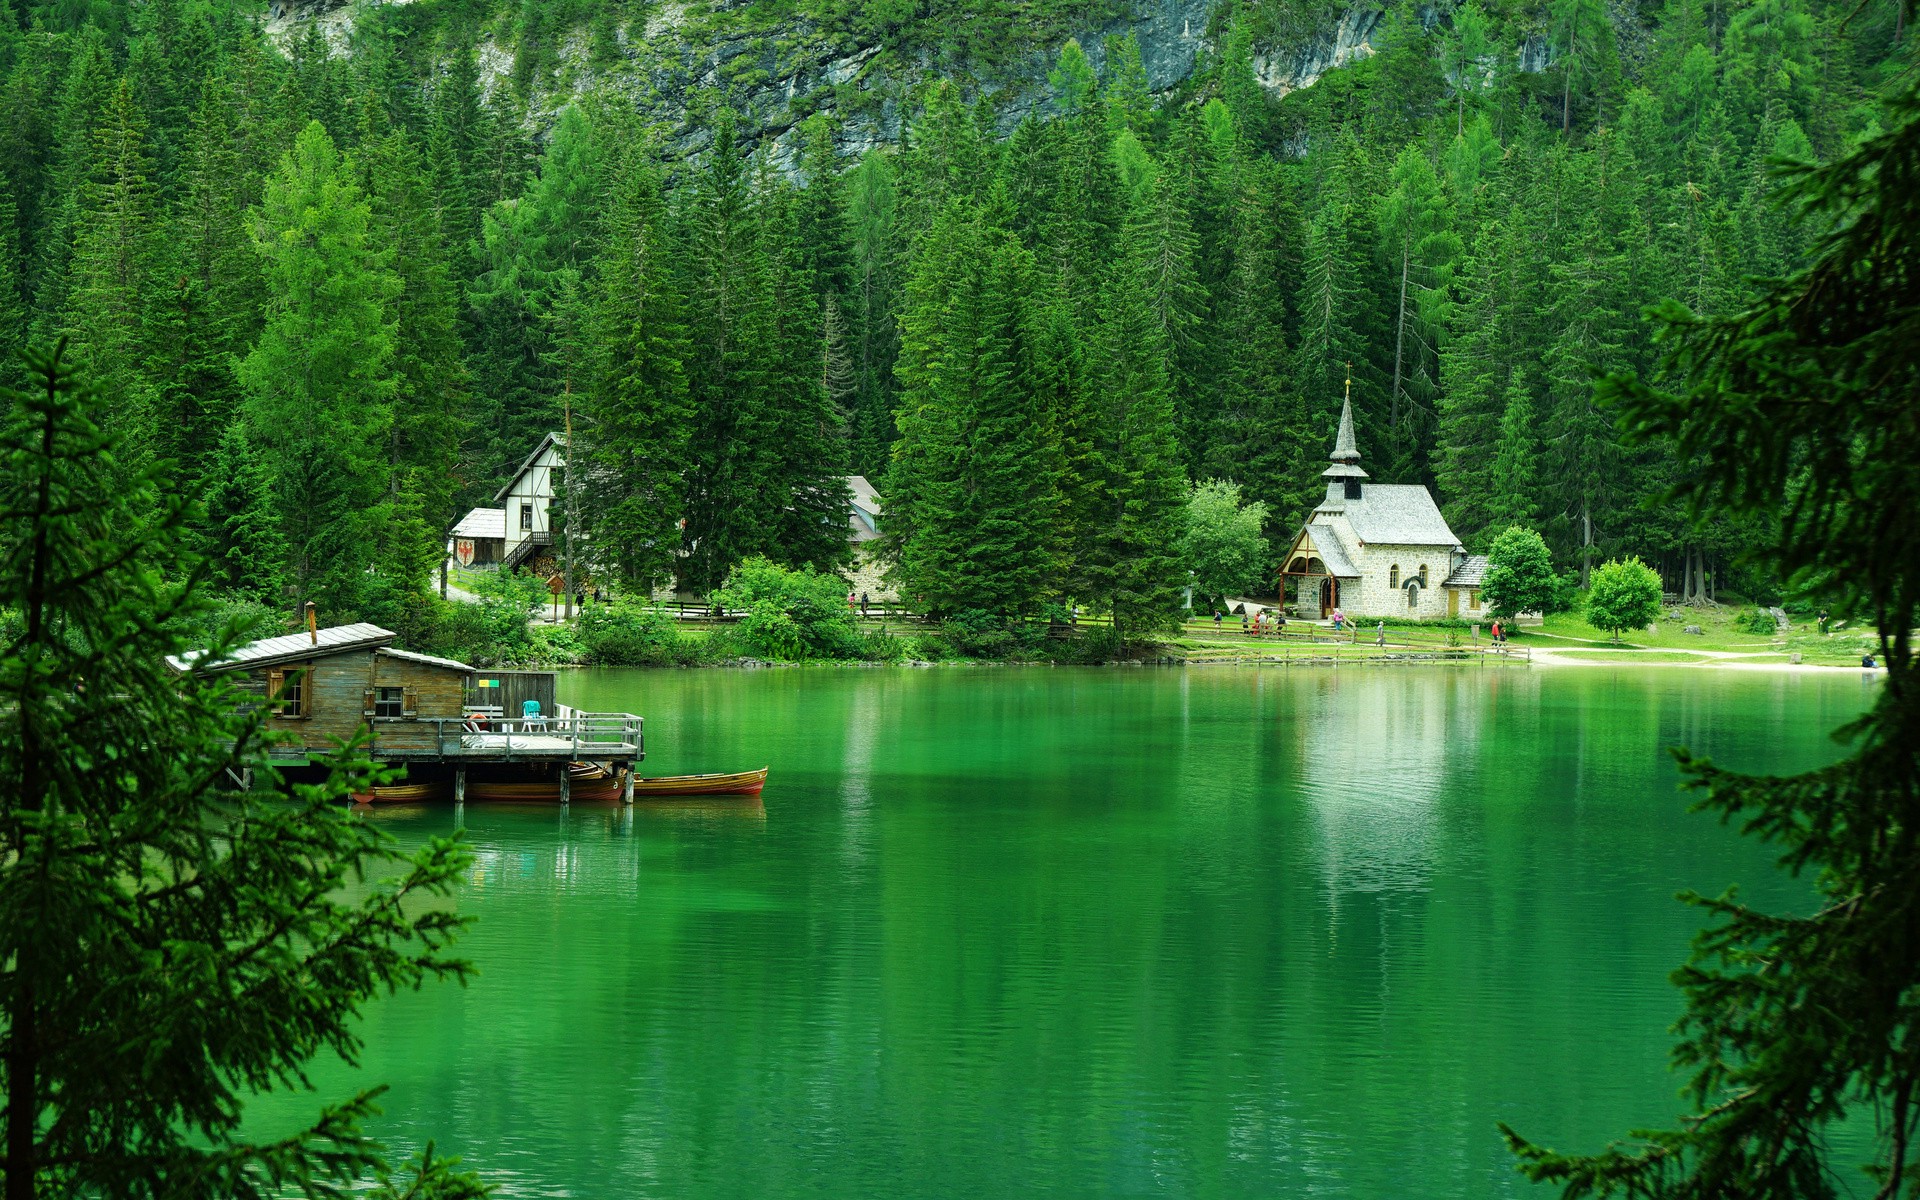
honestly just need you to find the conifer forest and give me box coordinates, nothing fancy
[0,0,1909,633]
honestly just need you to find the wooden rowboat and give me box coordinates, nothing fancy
[351,781,446,804]
[630,767,768,797]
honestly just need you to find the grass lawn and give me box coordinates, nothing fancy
[1514,606,1780,652]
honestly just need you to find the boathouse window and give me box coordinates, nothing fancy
[1389,564,1400,589]
[266,666,306,718]
[520,502,534,531]
[374,686,405,719]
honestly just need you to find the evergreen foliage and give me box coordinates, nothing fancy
[0,345,482,1200]
[0,0,1900,630]
[1506,81,1920,1194]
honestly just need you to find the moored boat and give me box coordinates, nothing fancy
[351,781,447,804]
[630,767,768,797]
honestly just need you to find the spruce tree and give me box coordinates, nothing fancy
[0,183,26,389]
[60,77,159,456]
[1081,205,1188,637]
[886,199,1057,618]
[579,146,691,594]
[238,121,399,615]
[0,345,483,1200]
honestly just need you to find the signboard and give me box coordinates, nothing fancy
[547,574,566,595]
[455,539,475,567]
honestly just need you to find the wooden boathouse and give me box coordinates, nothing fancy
[169,618,645,802]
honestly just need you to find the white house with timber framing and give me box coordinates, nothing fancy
[1280,396,1492,621]
[497,432,566,571]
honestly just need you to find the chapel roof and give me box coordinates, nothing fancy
[1444,555,1490,588]
[1341,485,1462,548]
[1303,524,1363,578]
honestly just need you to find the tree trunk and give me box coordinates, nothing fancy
[1562,26,1577,133]
[1391,244,1410,433]
[8,402,57,1200]
[1580,500,1592,587]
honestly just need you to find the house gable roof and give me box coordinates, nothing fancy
[168,623,395,674]
[492,432,566,505]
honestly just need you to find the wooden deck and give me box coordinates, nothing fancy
[260,706,644,764]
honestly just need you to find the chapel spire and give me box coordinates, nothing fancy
[1321,384,1368,484]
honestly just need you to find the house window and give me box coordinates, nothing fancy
[1389,564,1400,589]
[267,666,306,718]
[374,686,405,719]
[1469,590,1481,610]
[520,502,534,531]
[1419,564,1430,587]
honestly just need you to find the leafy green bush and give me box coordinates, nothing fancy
[1587,557,1664,642]
[577,601,690,665]
[713,557,864,661]
[1483,527,1557,618]
[1736,606,1782,635]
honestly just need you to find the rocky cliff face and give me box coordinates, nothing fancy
[266,0,1540,162]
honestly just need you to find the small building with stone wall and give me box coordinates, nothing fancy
[1281,396,1481,621]
[841,475,897,604]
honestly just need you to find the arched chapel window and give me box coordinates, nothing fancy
[1419,564,1430,587]
[1406,582,1420,609]
[1389,565,1400,589]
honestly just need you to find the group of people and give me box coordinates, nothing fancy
[1210,608,1290,636]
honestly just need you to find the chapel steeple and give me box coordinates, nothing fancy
[1320,377,1369,501]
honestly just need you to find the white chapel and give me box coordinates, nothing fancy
[1280,396,1491,621]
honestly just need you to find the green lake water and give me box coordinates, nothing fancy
[251,664,1879,1198]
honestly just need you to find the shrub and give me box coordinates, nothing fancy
[1736,606,1781,635]
[577,601,689,666]
[713,556,863,661]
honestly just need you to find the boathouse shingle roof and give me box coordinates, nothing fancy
[167,622,396,674]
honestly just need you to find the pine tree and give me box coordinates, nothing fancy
[578,147,691,594]
[680,111,772,594]
[363,121,470,592]
[148,80,259,489]
[1081,206,1188,637]
[238,121,399,613]
[1376,144,1459,482]
[0,183,27,389]
[886,199,1057,618]
[1486,370,1541,532]
[60,77,158,455]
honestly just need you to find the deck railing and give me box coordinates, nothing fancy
[423,711,645,759]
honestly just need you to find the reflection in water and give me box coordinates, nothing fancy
[243,666,1870,1200]
[1300,672,1465,901]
